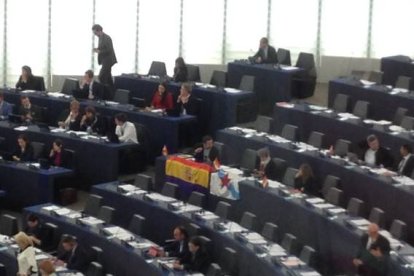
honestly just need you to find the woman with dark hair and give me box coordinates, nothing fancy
[12,134,34,162]
[150,82,174,110]
[49,139,69,167]
[294,163,320,196]
[16,65,37,90]
[173,236,210,274]
[173,57,188,82]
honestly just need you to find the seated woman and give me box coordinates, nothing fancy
[150,82,174,110]
[176,83,198,115]
[58,100,82,131]
[14,231,38,275]
[49,139,69,167]
[173,236,210,274]
[16,65,37,91]
[173,57,188,82]
[294,163,320,197]
[12,134,34,162]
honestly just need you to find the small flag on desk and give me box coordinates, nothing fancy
[213,158,221,170]
[162,145,168,156]
[262,175,269,188]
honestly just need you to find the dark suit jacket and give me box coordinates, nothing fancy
[360,146,394,169]
[0,101,13,117]
[176,96,198,116]
[62,245,90,273]
[58,109,83,131]
[98,33,117,67]
[255,159,278,181]
[194,146,220,163]
[173,66,188,82]
[13,144,34,162]
[49,149,70,168]
[164,240,190,259]
[253,45,278,64]
[180,249,210,274]
[294,176,321,196]
[77,81,104,100]
[397,155,414,177]
[357,234,390,276]
[357,234,391,259]
[18,104,43,123]
[16,76,38,90]
[80,115,107,136]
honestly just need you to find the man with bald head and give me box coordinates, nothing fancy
[353,223,390,276]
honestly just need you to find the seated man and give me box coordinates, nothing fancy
[353,223,390,276]
[24,214,45,248]
[193,135,219,164]
[252,37,278,64]
[18,95,43,123]
[77,70,103,100]
[360,135,394,169]
[254,147,278,181]
[149,226,190,259]
[173,236,210,274]
[57,236,90,273]
[80,106,107,135]
[0,92,13,119]
[397,144,414,177]
[114,113,138,143]
[57,100,83,131]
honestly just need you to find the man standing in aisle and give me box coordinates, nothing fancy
[92,24,117,87]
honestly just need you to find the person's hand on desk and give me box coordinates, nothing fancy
[194,147,203,154]
[352,258,363,267]
[172,260,184,270]
[12,156,20,161]
[58,121,65,128]
[93,48,100,54]
[28,235,41,246]
[255,56,262,64]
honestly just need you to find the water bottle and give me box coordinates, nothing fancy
[87,126,92,135]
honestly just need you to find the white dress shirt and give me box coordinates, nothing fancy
[17,246,38,275]
[115,121,138,143]
[398,154,411,174]
[365,149,376,166]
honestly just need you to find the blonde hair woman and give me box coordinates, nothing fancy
[14,232,38,276]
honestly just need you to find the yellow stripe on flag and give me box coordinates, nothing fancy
[166,157,211,188]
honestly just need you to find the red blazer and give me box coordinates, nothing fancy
[151,92,174,109]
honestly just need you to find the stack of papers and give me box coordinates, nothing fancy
[268,244,287,257]
[105,101,119,105]
[14,126,28,131]
[276,102,294,108]
[337,113,359,121]
[54,208,72,216]
[118,184,137,193]
[267,135,290,144]
[393,176,414,186]
[281,256,304,267]
[280,66,299,71]
[145,193,176,203]
[308,105,327,111]
[224,88,241,93]
[300,272,321,276]
[78,216,104,226]
[47,92,65,98]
